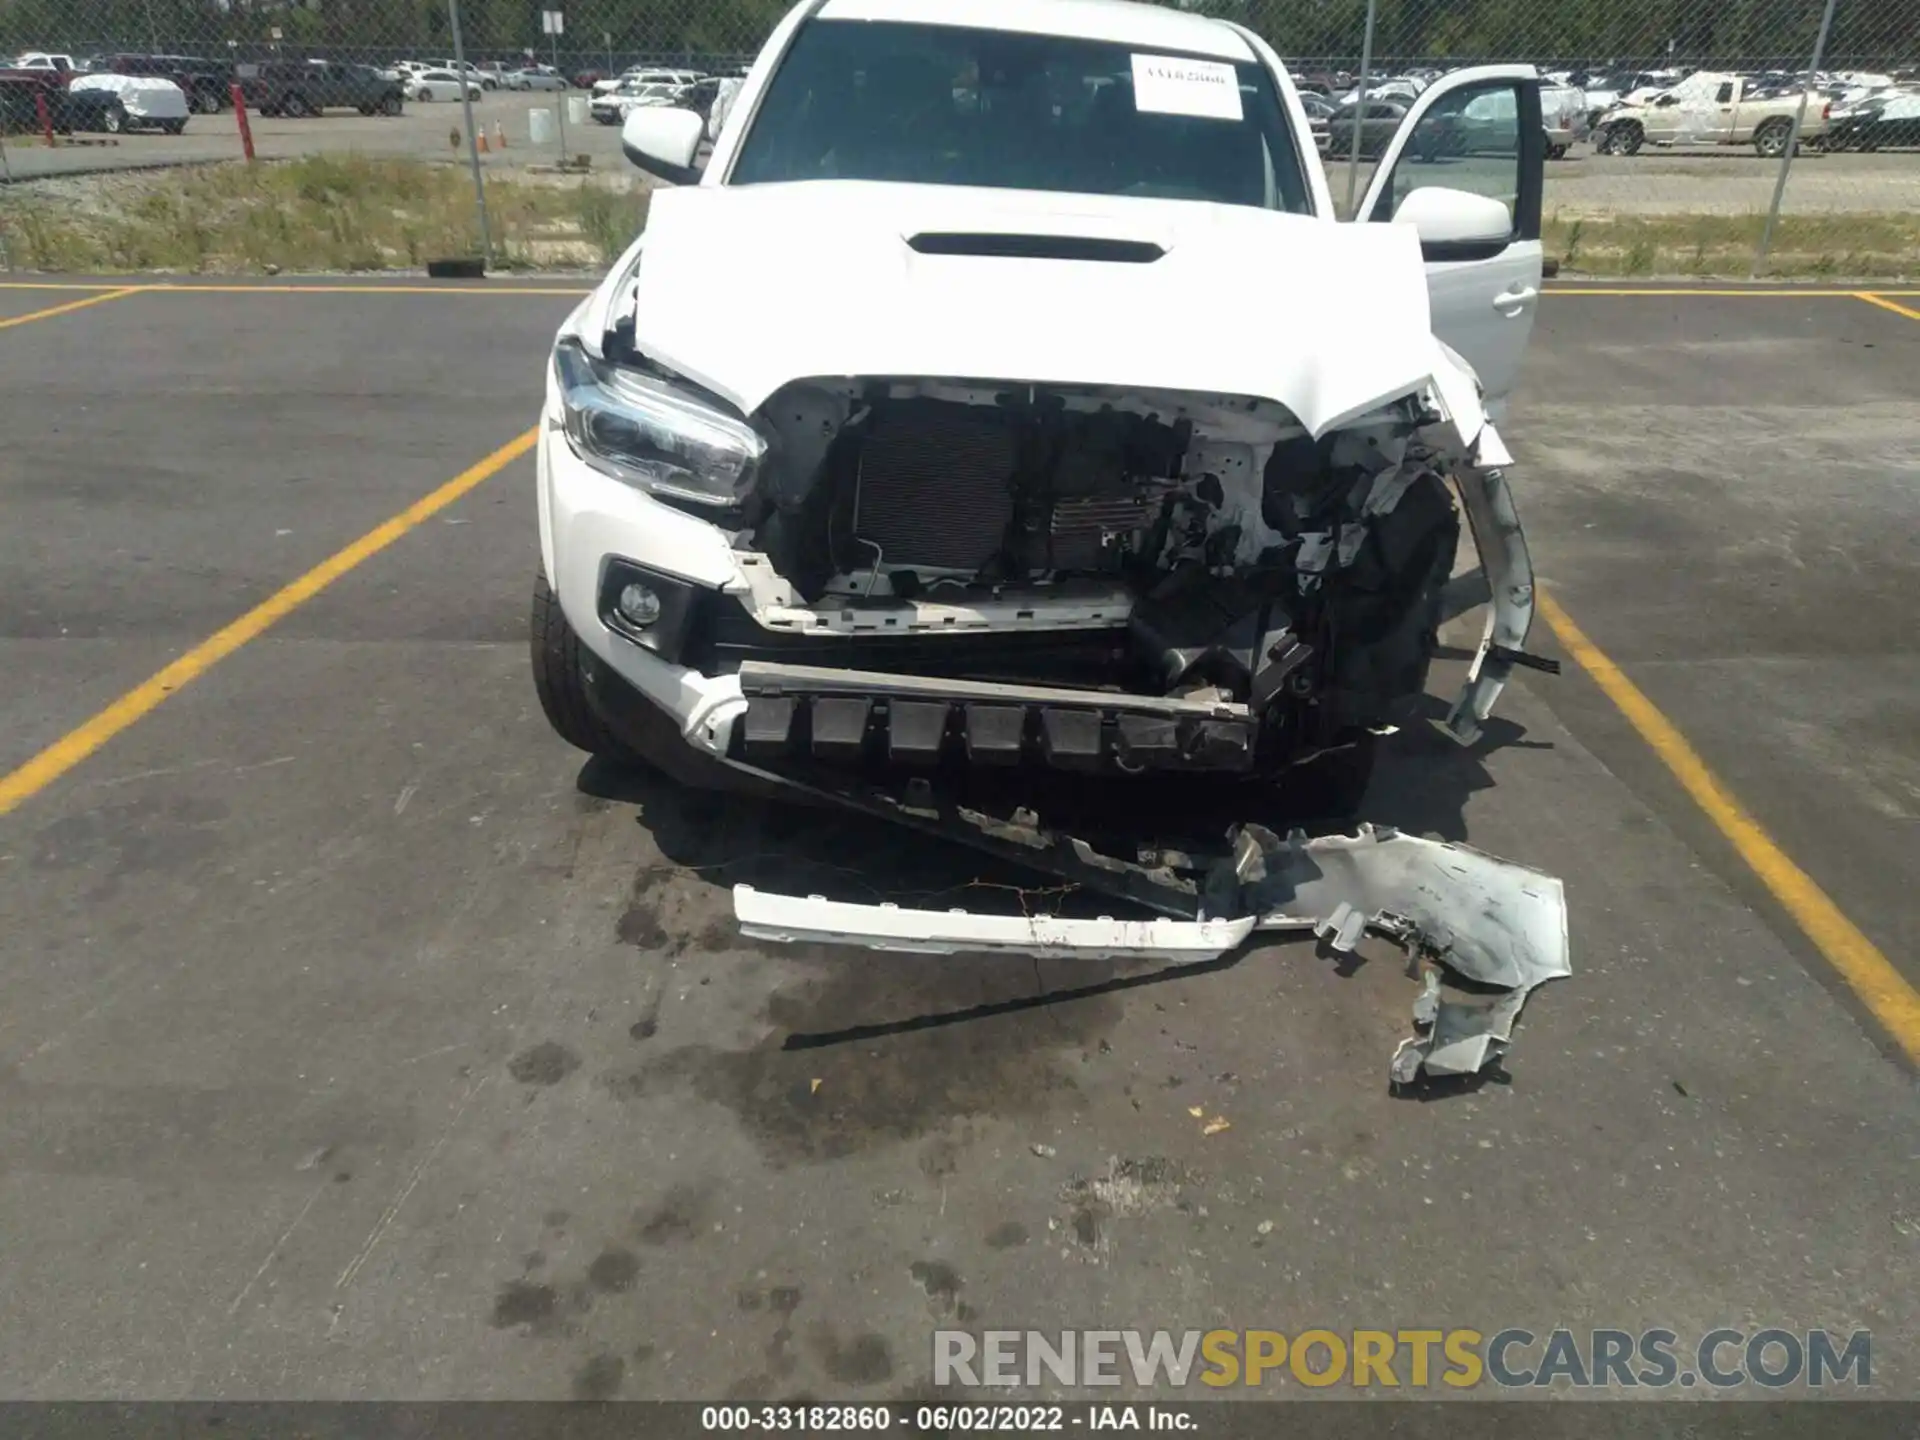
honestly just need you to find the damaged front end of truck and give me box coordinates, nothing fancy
[536,186,1568,1083]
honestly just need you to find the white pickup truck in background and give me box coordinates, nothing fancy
[1594,71,1830,157]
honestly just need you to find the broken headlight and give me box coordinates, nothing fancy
[553,337,764,509]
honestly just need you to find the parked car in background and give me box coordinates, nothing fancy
[1299,89,1334,151]
[1595,72,1828,157]
[10,50,76,72]
[67,72,188,133]
[0,64,73,132]
[592,65,700,95]
[505,64,569,91]
[423,58,498,90]
[93,52,232,113]
[1539,80,1589,155]
[1325,96,1408,158]
[1824,89,1920,149]
[240,59,404,116]
[408,68,483,103]
[590,77,682,124]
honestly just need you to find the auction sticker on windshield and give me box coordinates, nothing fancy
[1131,53,1243,121]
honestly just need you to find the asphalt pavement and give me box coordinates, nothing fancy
[0,280,1916,1402]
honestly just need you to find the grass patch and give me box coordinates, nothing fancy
[0,154,650,273]
[1545,211,1920,279]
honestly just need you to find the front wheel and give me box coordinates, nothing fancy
[529,572,641,764]
[1603,122,1643,156]
[416,87,433,103]
[162,118,186,135]
[1753,118,1792,158]
[282,91,312,118]
[1548,142,1568,160]
[101,103,125,134]
[382,92,402,116]
[194,88,221,114]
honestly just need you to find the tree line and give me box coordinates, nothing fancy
[5,0,1913,68]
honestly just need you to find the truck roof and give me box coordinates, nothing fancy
[815,0,1256,63]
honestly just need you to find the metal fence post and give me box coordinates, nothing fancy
[1344,0,1378,218]
[549,24,568,165]
[446,0,494,268]
[1753,0,1839,276]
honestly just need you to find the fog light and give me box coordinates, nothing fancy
[616,582,663,628]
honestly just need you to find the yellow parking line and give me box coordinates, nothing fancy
[1547,287,1917,297]
[0,286,143,330]
[1855,292,1920,321]
[1537,589,1920,1067]
[0,427,539,817]
[0,281,588,296]
[145,283,593,296]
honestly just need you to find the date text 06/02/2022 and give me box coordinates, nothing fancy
[699,1404,1191,1431]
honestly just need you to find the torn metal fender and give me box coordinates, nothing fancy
[733,886,1257,961]
[1446,426,1537,746]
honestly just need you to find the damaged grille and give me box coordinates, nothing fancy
[734,662,1255,775]
[852,402,1015,573]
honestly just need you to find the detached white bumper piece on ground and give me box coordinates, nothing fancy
[530,0,1570,1085]
[734,822,1570,1086]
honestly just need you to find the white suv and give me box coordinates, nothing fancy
[530,0,1565,1064]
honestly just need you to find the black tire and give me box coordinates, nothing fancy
[1603,121,1643,156]
[162,118,186,135]
[382,91,402,116]
[1548,142,1568,160]
[101,104,125,134]
[530,571,640,763]
[416,87,432,103]
[282,91,312,118]
[1753,118,1791,158]
[193,87,221,114]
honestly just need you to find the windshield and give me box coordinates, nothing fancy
[730,19,1313,214]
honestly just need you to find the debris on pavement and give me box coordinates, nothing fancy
[734,815,1569,1085]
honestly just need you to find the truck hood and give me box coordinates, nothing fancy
[627,182,1471,441]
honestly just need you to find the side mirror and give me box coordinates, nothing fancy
[1393,186,1513,262]
[621,105,705,184]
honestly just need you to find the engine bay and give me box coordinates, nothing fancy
[732,379,1464,757]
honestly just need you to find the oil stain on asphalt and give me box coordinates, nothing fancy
[602,956,1124,1166]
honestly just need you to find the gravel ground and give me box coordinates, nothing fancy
[5,89,1918,217]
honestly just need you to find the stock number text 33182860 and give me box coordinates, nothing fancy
[700,1404,1074,1431]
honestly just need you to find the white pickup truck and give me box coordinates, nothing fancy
[528,0,1573,1081]
[1595,72,1830,157]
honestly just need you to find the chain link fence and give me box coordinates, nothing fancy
[2,0,1916,274]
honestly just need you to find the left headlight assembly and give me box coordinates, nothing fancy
[553,337,765,510]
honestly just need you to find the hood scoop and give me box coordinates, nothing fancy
[906,232,1166,264]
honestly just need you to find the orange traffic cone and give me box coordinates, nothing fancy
[476,126,490,153]
[494,121,507,149]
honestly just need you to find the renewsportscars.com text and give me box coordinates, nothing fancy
[933,1328,1871,1390]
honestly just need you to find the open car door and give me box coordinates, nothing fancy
[1354,65,1545,418]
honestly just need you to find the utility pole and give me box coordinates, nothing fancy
[544,10,567,165]
[445,0,493,267]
